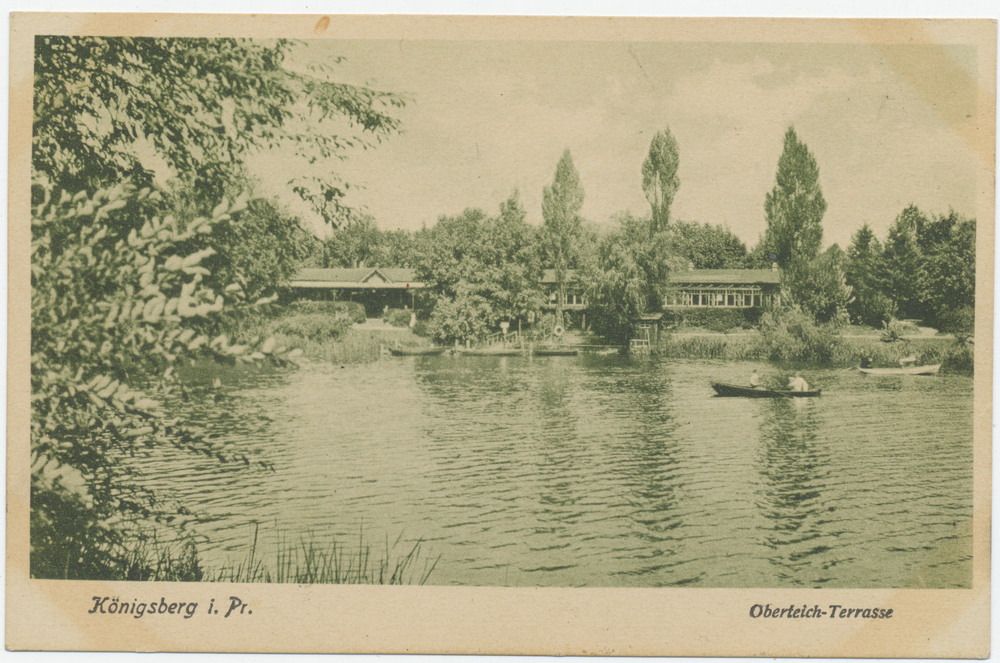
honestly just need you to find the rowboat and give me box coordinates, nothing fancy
[388,346,448,357]
[457,348,524,357]
[533,348,578,357]
[858,364,941,376]
[710,382,822,398]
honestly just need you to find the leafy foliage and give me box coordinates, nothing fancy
[271,313,354,341]
[845,224,895,327]
[383,308,413,328]
[286,299,368,324]
[33,36,403,226]
[666,220,750,269]
[321,215,390,268]
[782,247,854,325]
[642,128,680,232]
[30,182,303,578]
[758,307,839,363]
[763,127,826,267]
[879,204,928,320]
[584,213,678,345]
[921,212,976,329]
[663,308,761,333]
[415,192,544,343]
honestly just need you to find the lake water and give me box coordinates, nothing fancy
[148,355,973,588]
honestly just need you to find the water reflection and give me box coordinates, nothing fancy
[754,399,838,586]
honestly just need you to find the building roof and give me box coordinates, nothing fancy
[669,268,780,285]
[291,267,423,289]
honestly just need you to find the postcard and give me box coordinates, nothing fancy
[6,13,994,656]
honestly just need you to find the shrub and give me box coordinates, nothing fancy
[663,308,761,333]
[758,307,840,362]
[879,319,907,343]
[935,306,975,336]
[943,342,974,372]
[286,300,366,324]
[411,320,432,338]
[853,291,896,328]
[271,313,353,341]
[383,308,413,328]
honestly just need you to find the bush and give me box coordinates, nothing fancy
[852,291,896,328]
[935,306,975,336]
[758,307,840,362]
[879,319,908,343]
[411,320,432,337]
[271,313,353,341]
[383,308,413,328]
[663,308,761,333]
[286,300,366,324]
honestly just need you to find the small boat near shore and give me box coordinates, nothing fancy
[858,364,941,376]
[388,346,448,357]
[457,348,524,357]
[532,348,579,357]
[711,382,822,398]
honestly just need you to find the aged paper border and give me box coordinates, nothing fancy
[6,13,995,656]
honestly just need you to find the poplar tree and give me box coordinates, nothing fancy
[542,150,585,328]
[641,128,680,233]
[763,127,826,267]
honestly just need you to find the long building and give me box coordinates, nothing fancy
[665,264,782,309]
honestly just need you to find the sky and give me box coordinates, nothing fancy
[246,38,980,252]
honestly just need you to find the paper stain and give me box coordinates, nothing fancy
[314,16,330,35]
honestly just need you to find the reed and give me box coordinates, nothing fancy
[656,330,972,372]
[658,334,764,360]
[269,327,427,363]
[211,525,439,585]
[832,336,964,368]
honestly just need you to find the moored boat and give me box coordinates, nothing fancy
[457,348,524,357]
[710,382,822,398]
[857,364,941,376]
[388,346,448,357]
[532,348,579,356]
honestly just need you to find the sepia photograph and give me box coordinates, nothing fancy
[6,12,994,656]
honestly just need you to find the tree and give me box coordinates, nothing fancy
[584,213,677,345]
[666,220,749,269]
[922,212,976,332]
[322,216,388,268]
[845,223,895,326]
[414,193,544,343]
[783,246,854,325]
[166,181,319,302]
[880,204,929,320]
[541,150,585,329]
[32,36,403,227]
[642,128,681,232]
[762,127,826,267]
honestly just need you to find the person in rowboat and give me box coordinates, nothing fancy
[787,372,809,392]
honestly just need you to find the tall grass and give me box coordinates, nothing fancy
[659,334,763,360]
[657,331,972,372]
[270,326,426,364]
[121,537,205,582]
[211,525,439,585]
